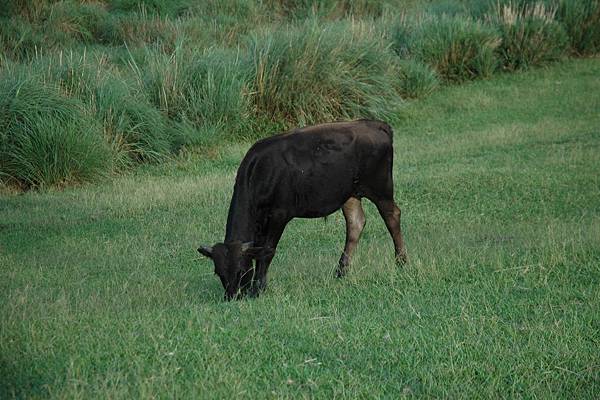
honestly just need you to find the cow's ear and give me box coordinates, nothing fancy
[197,245,214,259]
[243,246,275,260]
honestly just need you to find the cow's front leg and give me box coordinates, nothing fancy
[337,197,366,277]
[246,251,278,298]
[253,254,275,294]
[248,215,287,297]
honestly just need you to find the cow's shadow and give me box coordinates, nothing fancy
[186,258,267,303]
[185,270,225,304]
[186,268,274,304]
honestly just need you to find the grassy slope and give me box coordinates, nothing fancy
[1,58,599,398]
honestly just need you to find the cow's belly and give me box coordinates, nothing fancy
[294,201,346,218]
[281,169,354,218]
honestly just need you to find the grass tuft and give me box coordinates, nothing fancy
[555,0,600,55]
[138,46,250,145]
[41,52,174,164]
[397,59,440,99]
[247,20,403,126]
[492,1,569,70]
[94,76,172,164]
[0,0,52,20]
[0,71,113,188]
[45,1,120,46]
[403,14,501,82]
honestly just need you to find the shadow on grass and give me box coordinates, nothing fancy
[0,354,55,399]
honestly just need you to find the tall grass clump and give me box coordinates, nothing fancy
[1,1,121,58]
[247,20,403,126]
[94,77,172,164]
[403,14,501,82]
[106,0,191,16]
[0,72,113,188]
[44,1,119,45]
[181,1,272,47]
[0,18,45,60]
[397,59,440,98]
[492,2,568,70]
[38,53,174,164]
[139,46,250,144]
[555,0,600,55]
[0,0,53,20]
[113,7,180,49]
[265,0,388,19]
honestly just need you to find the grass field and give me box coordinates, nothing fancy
[1,58,600,398]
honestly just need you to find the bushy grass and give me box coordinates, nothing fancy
[94,77,172,164]
[0,72,113,188]
[0,0,54,20]
[0,53,181,188]
[106,0,191,16]
[265,0,389,19]
[396,59,440,99]
[492,1,569,70]
[44,1,120,46]
[43,53,174,164]
[247,20,403,126]
[114,9,180,49]
[402,14,501,82]
[138,46,250,145]
[2,0,600,190]
[0,1,185,56]
[556,0,600,55]
[0,18,45,60]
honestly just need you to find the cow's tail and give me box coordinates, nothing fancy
[378,121,393,144]
[356,118,394,143]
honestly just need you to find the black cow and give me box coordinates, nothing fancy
[198,119,408,300]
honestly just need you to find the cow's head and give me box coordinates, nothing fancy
[198,241,273,300]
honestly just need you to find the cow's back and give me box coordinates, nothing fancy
[237,120,394,217]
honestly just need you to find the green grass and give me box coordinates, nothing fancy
[1,58,600,398]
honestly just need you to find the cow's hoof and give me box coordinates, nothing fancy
[245,286,259,298]
[396,253,409,266]
[246,281,266,298]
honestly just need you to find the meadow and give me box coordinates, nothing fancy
[2,57,600,397]
[1,0,600,398]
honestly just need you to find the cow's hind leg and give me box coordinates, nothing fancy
[374,199,408,265]
[337,197,366,277]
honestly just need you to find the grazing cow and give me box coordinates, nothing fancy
[198,119,408,300]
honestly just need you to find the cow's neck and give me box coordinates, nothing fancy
[224,185,256,243]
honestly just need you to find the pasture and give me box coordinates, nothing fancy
[1,58,599,398]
